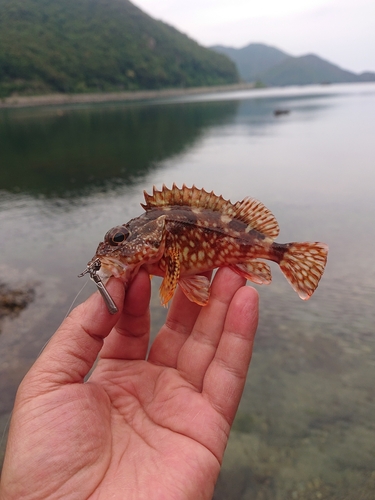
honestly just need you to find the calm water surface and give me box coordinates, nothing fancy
[1,83,375,499]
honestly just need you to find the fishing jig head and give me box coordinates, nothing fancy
[78,258,118,314]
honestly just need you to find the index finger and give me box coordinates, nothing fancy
[100,269,151,361]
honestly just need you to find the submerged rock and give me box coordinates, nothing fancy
[0,282,35,323]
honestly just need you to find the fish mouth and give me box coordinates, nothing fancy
[78,257,120,314]
[95,256,132,282]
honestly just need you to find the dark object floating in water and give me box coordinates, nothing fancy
[274,109,290,116]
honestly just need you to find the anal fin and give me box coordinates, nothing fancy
[229,261,272,285]
[179,275,211,306]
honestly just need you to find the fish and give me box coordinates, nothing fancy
[80,184,328,309]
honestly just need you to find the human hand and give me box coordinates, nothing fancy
[0,267,258,500]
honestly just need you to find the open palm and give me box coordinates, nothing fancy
[0,268,258,500]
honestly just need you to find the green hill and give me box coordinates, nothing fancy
[211,43,375,86]
[0,0,238,98]
[211,43,289,83]
[260,54,362,86]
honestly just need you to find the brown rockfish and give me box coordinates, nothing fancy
[82,184,328,308]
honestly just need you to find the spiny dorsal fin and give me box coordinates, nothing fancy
[142,184,233,212]
[142,184,279,239]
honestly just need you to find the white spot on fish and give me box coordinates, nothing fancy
[220,214,232,224]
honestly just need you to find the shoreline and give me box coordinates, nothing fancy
[0,83,255,109]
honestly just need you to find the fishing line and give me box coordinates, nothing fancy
[64,280,89,320]
[0,412,12,455]
[35,280,90,359]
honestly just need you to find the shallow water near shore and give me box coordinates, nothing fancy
[1,83,375,498]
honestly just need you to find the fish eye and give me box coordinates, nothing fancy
[106,227,130,246]
[113,232,125,243]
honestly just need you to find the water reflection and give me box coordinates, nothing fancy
[0,100,238,196]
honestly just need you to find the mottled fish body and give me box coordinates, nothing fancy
[87,185,328,306]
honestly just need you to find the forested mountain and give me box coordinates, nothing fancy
[211,43,375,86]
[259,53,375,86]
[0,0,238,98]
[210,43,289,83]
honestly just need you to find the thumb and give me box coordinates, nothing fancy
[25,278,125,391]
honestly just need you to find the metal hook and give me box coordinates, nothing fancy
[78,259,118,314]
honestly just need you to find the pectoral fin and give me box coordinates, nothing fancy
[179,275,211,306]
[229,261,272,285]
[159,248,181,306]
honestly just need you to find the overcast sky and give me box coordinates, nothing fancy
[132,0,375,73]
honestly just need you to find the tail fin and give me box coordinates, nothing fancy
[279,242,328,300]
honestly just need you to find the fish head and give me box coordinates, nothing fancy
[91,214,166,284]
